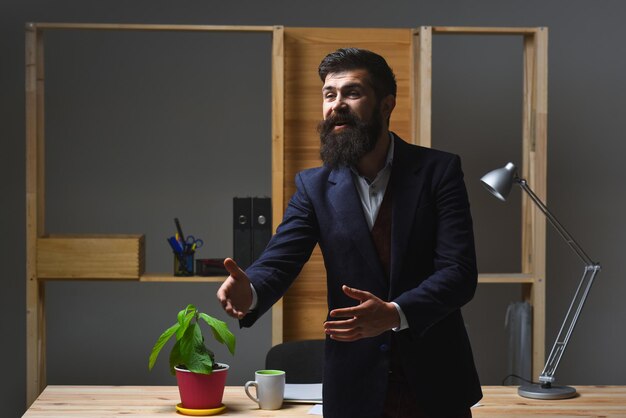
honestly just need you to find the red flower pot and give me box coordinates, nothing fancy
[175,364,229,409]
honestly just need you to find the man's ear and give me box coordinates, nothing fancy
[381,95,396,121]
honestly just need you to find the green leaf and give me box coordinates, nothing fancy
[199,312,236,355]
[176,305,196,341]
[179,322,213,374]
[177,304,196,325]
[177,307,186,325]
[184,341,214,375]
[148,322,179,371]
[169,339,184,375]
[179,323,203,361]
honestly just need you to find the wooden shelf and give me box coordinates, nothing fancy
[432,26,540,35]
[39,272,533,284]
[29,22,276,32]
[478,273,535,284]
[139,273,226,283]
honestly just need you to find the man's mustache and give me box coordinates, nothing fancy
[327,110,359,126]
[318,110,360,135]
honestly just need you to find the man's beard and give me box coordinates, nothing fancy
[318,105,383,169]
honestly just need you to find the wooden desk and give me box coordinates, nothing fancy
[22,385,626,417]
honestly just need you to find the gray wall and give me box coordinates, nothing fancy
[3,1,626,417]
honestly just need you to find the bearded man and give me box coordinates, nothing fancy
[217,48,482,418]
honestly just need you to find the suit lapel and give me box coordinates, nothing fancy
[327,167,386,285]
[390,136,426,292]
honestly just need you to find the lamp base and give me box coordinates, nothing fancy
[518,383,577,400]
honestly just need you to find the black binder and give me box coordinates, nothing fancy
[252,197,272,261]
[233,197,272,270]
[233,197,253,270]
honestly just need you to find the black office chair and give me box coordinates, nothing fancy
[265,339,325,383]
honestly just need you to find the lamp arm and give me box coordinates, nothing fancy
[538,264,600,383]
[517,179,596,266]
[517,178,601,384]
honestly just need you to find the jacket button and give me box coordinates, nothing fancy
[379,343,390,352]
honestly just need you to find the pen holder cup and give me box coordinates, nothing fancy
[174,252,194,276]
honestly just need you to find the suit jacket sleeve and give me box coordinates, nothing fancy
[393,154,478,338]
[239,172,320,328]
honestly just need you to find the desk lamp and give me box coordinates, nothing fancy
[480,162,601,400]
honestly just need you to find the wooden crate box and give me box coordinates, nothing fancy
[37,234,145,279]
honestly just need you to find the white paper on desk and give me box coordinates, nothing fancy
[308,404,323,415]
[284,383,323,404]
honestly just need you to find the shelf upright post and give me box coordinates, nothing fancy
[520,28,549,378]
[25,22,47,407]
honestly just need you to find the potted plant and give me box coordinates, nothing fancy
[149,304,236,410]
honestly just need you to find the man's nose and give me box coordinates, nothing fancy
[331,97,348,112]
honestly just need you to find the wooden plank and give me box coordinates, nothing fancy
[478,273,534,284]
[409,29,419,145]
[283,250,327,341]
[415,26,432,147]
[139,273,225,283]
[521,33,535,282]
[36,22,48,405]
[433,27,538,35]
[530,27,549,380]
[521,32,539,377]
[271,26,285,346]
[520,28,548,379]
[25,23,46,407]
[271,26,285,240]
[25,22,37,408]
[29,22,275,32]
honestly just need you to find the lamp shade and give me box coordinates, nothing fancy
[480,162,518,201]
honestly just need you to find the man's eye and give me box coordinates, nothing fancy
[325,93,336,99]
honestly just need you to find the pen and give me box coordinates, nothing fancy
[167,236,184,254]
[174,218,186,243]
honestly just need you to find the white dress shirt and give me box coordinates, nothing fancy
[349,135,408,331]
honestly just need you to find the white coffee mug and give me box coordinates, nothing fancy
[244,369,285,410]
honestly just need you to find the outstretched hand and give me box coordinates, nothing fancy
[323,285,400,342]
[216,258,252,320]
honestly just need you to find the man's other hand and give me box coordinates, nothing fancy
[323,285,400,342]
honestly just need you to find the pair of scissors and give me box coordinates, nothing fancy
[185,235,204,251]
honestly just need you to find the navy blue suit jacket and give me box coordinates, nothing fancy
[241,135,482,417]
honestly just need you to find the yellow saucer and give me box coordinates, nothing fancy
[175,403,226,416]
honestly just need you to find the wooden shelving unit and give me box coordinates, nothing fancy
[25,23,284,407]
[25,23,547,406]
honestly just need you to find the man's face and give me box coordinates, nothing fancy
[321,69,379,129]
[318,69,383,169]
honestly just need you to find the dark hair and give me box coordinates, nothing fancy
[318,48,397,99]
